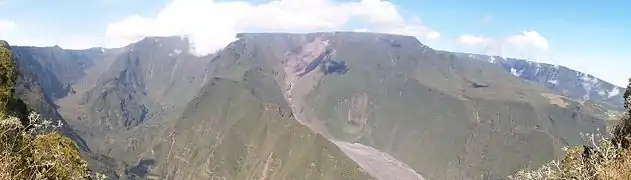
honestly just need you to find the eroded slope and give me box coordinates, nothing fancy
[14,32,611,180]
[231,32,606,179]
[142,71,373,179]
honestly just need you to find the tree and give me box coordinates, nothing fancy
[612,78,631,148]
[0,43,17,115]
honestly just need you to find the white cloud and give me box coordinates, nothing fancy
[502,30,550,61]
[456,31,630,87]
[1,29,102,50]
[458,35,491,46]
[457,31,550,61]
[506,30,549,51]
[371,17,440,40]
[457,34,503,57]
[0,19,104,49]
[106,0,440,56]
[0,19,17,34]
[0,19,24,46]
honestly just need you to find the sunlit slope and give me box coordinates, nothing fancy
[144,70,374,179]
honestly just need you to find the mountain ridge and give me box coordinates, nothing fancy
[194,32,606,179]
[5,32,620,179]
[454,52,625,111]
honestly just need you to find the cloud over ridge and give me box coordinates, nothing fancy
[106,0,441,56]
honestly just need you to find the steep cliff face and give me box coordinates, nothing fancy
[54,37,217,154]
[11,46,105,100]
[1,40,87,151]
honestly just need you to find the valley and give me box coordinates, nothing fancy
[3,32,623,180]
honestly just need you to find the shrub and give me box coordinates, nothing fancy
[0,45,17,114]
[0,112,95,180]
[31,132,92,179]
[0,42,105,180]
[611,78,631,149]
[508,133,631,180]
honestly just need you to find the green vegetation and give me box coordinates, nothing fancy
[247,32,603,179]
[146,70,374,179]
[16,33,616,179]
[509,79,631,180]
[0,113,92,180]
[0,43,99,180]
[0,42,17,114]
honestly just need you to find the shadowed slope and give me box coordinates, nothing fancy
[11,46,105,99]
[56,37,215,157]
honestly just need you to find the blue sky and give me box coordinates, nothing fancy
[0,0,629,86]
[403,0,631,86]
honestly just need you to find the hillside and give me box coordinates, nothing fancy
[143,76,374,179]
[7,32,619,180]
[56,36,215,155]
[219,32,607,179]
[38,36,377,179]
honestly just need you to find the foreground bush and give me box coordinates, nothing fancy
[0,112,95,180]
[509,79,631,180]
[0,43,17,114]
[509,134,631,180]
[1,42,101,179]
